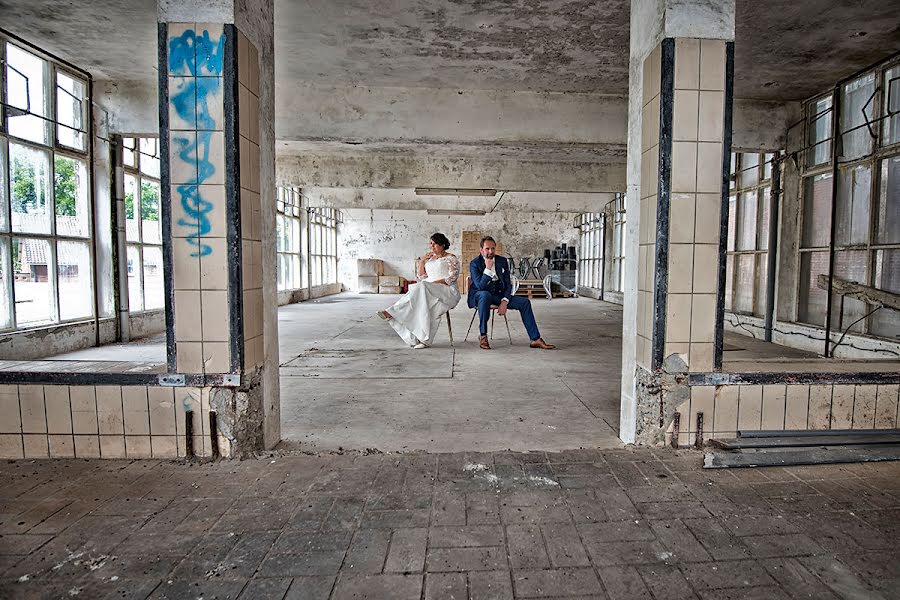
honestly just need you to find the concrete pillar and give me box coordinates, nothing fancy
[158,0,278,453]
[621,0,734,444]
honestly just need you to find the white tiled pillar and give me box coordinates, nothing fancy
[636,38,731,373]
[159,0,279,453]
[622,0,734,443]
[159,9,267,378]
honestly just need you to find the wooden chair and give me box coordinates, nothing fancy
[463,276,512,344]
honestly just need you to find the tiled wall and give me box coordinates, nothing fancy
[168,23,232,374]
[636,44,661,370]
[672,383,900,446]
[0,384,230,459]
[665,39,725,373]
[238,30,264,371]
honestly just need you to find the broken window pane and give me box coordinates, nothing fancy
[724,254,734,311]
[56,71,87,151]
[737,190,757,251]
[726,195,736,252]
[6,43,50,145]
[57,240,92,321]
[139,138,160,178]
[740,153,760,188]
[801,173,832,248]
[835,164,871,246]
[141,181,161,244]
[13,237,54,325]
[755,256,768,318]
[0,242,10,329]
[840,72,875,161]
[871,249,900,339]
[758,187,771,251]
[798,251,829,327]
[763,153,774,181]
[876,156,900,244]
[126,244,143,312]
[123,137,137,168]
[883,65,900,146]
[54,155,90,238]
[733,254,755,314]
[124,174,139,242]
[807,95,832,167]
[10,143,52,235]
[0,142,8,233]
[830,250,868,334]
[142,246,164,310]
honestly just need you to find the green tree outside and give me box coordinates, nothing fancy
[54,155,77,217]
[124,182,160,225]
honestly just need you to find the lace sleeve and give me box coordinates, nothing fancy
[446,256,460,286]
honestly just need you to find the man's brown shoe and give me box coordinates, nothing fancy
[479,335,491,350]
[530,338,556,349]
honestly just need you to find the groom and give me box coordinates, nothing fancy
[468,236,556,350]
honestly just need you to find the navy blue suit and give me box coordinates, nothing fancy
[468,255,541,340]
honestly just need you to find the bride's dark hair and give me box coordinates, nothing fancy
[431,233,451,250]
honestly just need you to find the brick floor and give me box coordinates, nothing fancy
[0,449,898,599]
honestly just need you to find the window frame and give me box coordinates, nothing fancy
[610,194,626,293]
[796,57,900,341]
[307,206,340,289]
[122,136,163,314]
[1,35,94,331]
[276,186,304,292]
[577,212,604,290]
[725,151,775,318]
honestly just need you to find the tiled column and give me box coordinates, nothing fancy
[158,0,277,454]
[636,38,732,374]
[622,0,734,444]
[160,21,263,377]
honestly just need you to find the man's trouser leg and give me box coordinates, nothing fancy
[476,291,498,336]
[506,296,541,340]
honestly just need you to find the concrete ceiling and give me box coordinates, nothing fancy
[1,0,897,99]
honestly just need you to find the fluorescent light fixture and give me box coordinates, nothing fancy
[426,209,487,216]
[415,188,498,196]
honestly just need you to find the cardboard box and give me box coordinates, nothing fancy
[357,259,384,277]
[379,286,402,294]
[358,276,379,294]
[378,275,401,287]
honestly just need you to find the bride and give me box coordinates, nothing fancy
[376,233,461,349]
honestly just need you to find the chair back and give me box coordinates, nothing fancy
[465,275,473,292]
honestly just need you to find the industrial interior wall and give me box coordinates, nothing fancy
[338,209,580,289]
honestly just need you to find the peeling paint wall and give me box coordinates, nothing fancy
[338,208,581,289]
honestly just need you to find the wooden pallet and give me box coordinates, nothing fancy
[516,280,550,299]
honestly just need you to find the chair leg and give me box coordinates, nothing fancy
[446,312,453,346]
[490,310,495,340]
[504,313,512,345]
[464,310,477,342]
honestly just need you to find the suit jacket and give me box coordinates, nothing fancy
[468,255,513,308]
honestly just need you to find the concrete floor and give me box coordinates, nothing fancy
[278,294,624,453]
[2,449,898,600]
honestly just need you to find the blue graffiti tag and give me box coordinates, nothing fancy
[168,28,225,257]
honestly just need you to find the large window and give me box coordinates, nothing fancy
[798,59,900,341]
[610,194,626,292]
[308,207,339,288]
[725,151,775,317]
[276,186,303,291]
[1,38,93,330]
[122,137,162,313]
[577,212,604,290]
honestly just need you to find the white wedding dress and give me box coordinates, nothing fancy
[387,255,461,347]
